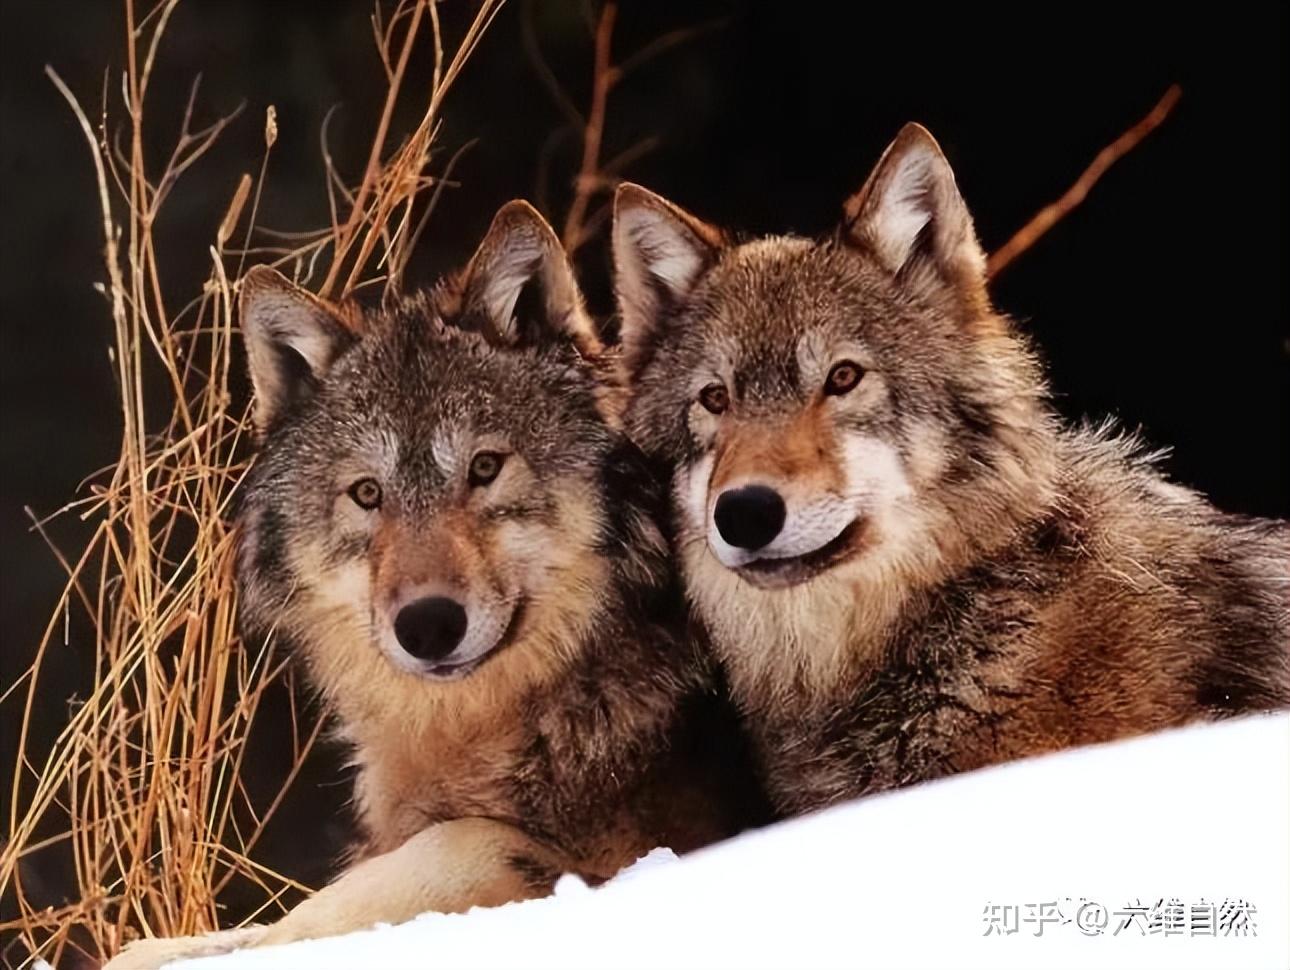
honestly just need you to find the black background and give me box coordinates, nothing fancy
[2,0,1286,926]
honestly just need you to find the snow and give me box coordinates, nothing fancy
[174,713,1289,970]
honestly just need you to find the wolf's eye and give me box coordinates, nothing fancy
[348,477,383,510]
[468,451,506,487]
[824,361,864,396]
[698,383,729,415]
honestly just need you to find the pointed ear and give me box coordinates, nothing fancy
[841,123,988,317]
[455,200,600,357]
[612,184,725,376]
[240,266,354,434]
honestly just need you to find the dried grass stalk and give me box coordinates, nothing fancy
[0,2,502,966]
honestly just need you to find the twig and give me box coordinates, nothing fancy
[987,84,1182,279]
[538,3,717,256]
[561,1,618,253]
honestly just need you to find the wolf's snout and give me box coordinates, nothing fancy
[394,596,468,662]
[714,485,786,550]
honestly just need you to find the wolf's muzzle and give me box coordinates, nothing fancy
[713,484,786,550]
[394,596,468,662]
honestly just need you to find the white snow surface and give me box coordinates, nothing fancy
[174,713,1290,970]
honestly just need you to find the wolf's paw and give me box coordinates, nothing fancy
[253,898,362,949]
[102,925,266,970]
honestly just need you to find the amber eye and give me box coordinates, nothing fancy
[468,451,506,487]
[824,360,864,396]
[698,383,730,415]
[348,477,383,510]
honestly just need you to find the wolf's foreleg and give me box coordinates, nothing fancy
[252,816,570,948]
[100,819,567,967]
[101,925,267,969]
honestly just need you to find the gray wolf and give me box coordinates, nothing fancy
[107,201,763,967]
[611,123,1290,816]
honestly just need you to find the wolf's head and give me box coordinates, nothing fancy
[613,125,1057,651]
[236,203,660,713]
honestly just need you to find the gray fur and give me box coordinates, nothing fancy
[235,206,764,877]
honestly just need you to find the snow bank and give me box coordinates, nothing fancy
[175,713,1289,970]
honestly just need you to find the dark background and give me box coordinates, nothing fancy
[2,0,1287,931]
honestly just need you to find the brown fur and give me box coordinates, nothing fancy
[711,404,845,496]
[612,125,1290,817]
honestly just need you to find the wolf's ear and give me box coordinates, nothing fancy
[612,184,725,376]
[456,200,600,357]
[240,267,354,434]
[841,124,988,317]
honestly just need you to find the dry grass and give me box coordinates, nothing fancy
[0,1,502,966]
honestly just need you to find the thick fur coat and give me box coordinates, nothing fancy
[107,203,763,969]
[612,124,1290,815]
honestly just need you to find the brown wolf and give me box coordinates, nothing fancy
[611,124,1290,817]
[108,202,764,968]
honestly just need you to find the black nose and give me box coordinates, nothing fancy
[394,596,468,662]
[713,485,786,550]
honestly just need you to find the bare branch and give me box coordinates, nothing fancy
[561,1,618,254]
[987,84,1182,279]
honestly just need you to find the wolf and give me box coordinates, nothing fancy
[108,201,763,968]
[611,123,1290,817]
